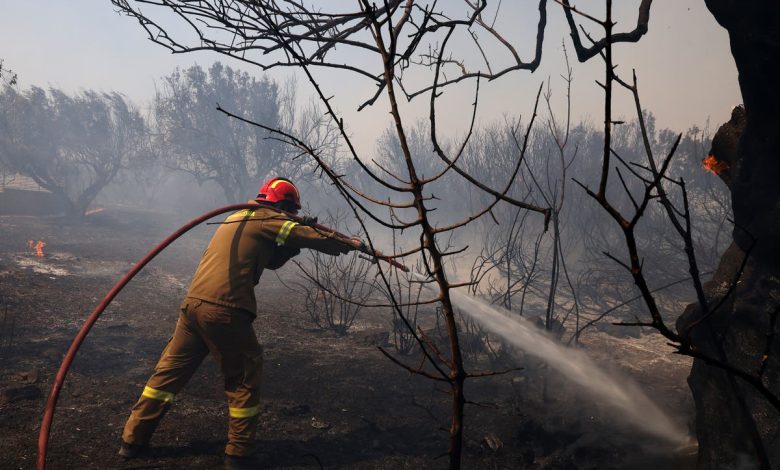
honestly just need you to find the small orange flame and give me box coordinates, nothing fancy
[703,154,730,175]
[27,240,46,256]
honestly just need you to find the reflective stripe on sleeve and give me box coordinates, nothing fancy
[229,405,261,419]
[141,386,175,403]
[275,221,299,246]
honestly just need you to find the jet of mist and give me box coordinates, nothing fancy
[410,272,689,445]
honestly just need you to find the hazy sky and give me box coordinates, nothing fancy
[0,1,741,155]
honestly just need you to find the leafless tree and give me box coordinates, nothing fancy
[110,1,660,467]
[556,1,779,467]
[0,59,17,87]
[293,212,379,334]
[383,259,428,356]
[471,208,545,314]
[687,4,780,463]
[298,251,377,334]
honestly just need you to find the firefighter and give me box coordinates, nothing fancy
[118,177,359,469]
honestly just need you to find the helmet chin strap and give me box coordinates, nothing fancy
[254,198,297,214]
[277,201,298,213]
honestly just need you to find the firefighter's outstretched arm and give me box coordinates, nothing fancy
[254,204,408,271]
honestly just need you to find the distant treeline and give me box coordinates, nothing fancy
[0,62,303,219]
[0,61,730,327]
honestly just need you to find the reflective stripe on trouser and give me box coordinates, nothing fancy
[121,299,263,457]
[225,349,263,457]
[122,311,208,446]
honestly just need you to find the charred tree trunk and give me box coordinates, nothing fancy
[677,2,780,467]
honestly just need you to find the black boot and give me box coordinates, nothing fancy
[224,453,258,470]
[117,441,146,460]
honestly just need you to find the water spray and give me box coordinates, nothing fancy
[409,272,689,446]
[37,202,404,470]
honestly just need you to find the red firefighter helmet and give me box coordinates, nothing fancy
[256,177,301,210]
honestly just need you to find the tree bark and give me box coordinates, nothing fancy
[677,2,780,467]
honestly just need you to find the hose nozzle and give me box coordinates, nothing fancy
[352,239,408,272]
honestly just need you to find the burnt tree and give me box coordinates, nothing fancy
[555,1,779,467]
[675,2,780,467]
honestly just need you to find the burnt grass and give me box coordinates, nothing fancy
[1,207,697,469]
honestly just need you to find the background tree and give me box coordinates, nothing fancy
[0,59,16,87]
[154,62,288,202]
[0,85,147,219]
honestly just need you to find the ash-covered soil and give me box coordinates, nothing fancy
[0,207,696,469]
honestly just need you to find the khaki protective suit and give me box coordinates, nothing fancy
[122,204,351,456]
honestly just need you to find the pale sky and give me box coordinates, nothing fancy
[0,1,741,155]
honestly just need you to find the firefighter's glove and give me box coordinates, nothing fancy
[301,215,318,226]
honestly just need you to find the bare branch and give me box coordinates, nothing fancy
[559,0,652,63]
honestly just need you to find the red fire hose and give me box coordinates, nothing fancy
[37,202,406,470]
